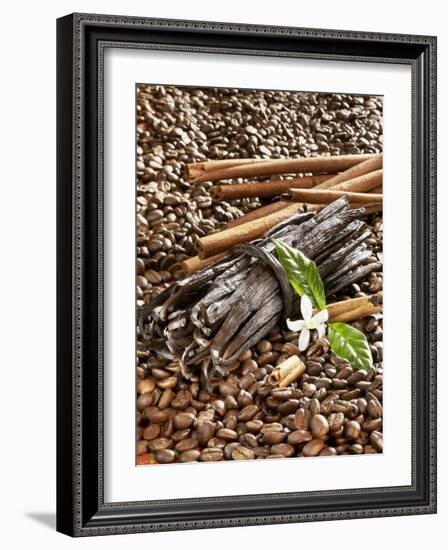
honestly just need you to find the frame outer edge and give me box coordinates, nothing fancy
[59,13,437,536]
[56,13,76,537]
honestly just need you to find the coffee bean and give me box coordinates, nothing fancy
[239,433,258,448]
[310,414,329,438]
[173,412,195,430]
[155,449,176,463]
[287,430,312,445]
[257,340,272,354]
[177,449,200,462]
[137,378,156,395]
[362,417,382,432]
[278,399,299,416]
[216,428,238,441]
[136,440,149,455]
[232,446,255,460]
[148,437,173,451]
[302,439,326,457]
[238,404,259,422]
[200,448,224,462]
[146,409,169,424]
[319,446,337,456]
[367,399,383,419]
[246,419,264,433]
[175,437,198,452]
[219,382,240,398]
[370,431,383,452]
[271,443,295,457]
[345,420,361,440]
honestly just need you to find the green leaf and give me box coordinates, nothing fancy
[273,239,326,310]
[328,322,373,371]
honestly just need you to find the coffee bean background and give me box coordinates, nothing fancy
[136,85,383,464]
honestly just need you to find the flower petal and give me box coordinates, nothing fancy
[300,295,313,321]
[287,318,305,332]
[313,308,329,324]
[317,323,326,339]
[298,326,310,351]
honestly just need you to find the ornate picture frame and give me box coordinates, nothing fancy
[56,13,436,536]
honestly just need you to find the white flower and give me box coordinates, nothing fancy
[287,294,329,352]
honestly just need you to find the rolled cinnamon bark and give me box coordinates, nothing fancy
[331,304,382,323]
[313,154,383,190]
[287,188,383,205]
[268,355,306,387]
[181,253,227,275]
[187,154,374,184]
[226,201,291,228]
[187,158,263,180]
[210,174,334,201]
[182,201,291,274]
[197,203,300,259]
[324,294,382,321]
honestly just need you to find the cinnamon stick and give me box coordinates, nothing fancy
[182,201,291,274]
[181,253,227,275]
[197,203,300,259]
[187,158,264,180]
[313,154,383,190]
[288,188,382,205]
[226,201,291,228]
[187,154,374,184]
[323,294,382,321]
[331,304,382,323]
[268,355,306,387]
[210,174,334,201]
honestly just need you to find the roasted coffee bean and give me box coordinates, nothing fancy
[362,418,382,432]
[294,408,310,430]
[216,428,238,441]
[319,446,337,456]
[148,437,173,451]
[155,449,176,463]
[200,448,224,462]
[278,399,300,416]
[344,420,361,440]
[257,340,272,354]
[171,429,191,443]
[137,393,154,411]
[246,419,264,433]
[146,409,169,424]
[175,437,198,452]
[224,442,241,459]
[137,378,156,395]
[239,433,258,448]
[157,376,178,389]
[219,382,240,398]
[262,431,286,445]
[271,443,295,457]
[310,414,329,438]
[237,389,254,408]
[370,431,383,452]
[288,430,313,446]
[302,439,326,457]
[329,412,345,431]
[239,373,256,391]
[232,446,255,460]
[160,418,174,438]
[158,389,174,410]
[238,404,259,422]
[171,390,191,410]
[173,412,195,430]
[136,440,149,455]
[367,399,383,419]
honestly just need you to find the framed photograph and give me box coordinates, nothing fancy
[56,13,437,536]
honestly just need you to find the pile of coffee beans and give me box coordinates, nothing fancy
[136,85,383,463]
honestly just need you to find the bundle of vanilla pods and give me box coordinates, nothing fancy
[139,197,380,389]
